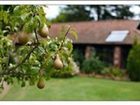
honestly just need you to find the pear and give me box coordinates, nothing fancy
[16,32,30,45]
[7,33,17,41]
[37,77,45,89]
[38,24,49,37]
[54,54,63,69]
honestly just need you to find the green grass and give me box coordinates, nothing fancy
[0,76,140,101]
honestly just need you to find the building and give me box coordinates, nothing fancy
[50,20,140,68]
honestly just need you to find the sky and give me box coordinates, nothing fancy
[45,5,140,20]
[44,5,61,19]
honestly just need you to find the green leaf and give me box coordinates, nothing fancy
[20,13,30,21]
[69,28,78,40]
[66,40,73,54]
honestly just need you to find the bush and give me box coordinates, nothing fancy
[110,67,124,77]
[127,43,140,81]
[51,68,73,78]
[101,67,124,77]
[81,53,105,74]
[73,49,84,69]
[100,67,110,75]
[100,67,127,81]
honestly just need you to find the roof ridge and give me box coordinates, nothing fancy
[52,19,138,25]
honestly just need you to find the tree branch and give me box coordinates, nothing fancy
[0,71,35,76]
[0,45,38,77]
[57,26,71,53]
[12,45,38,70]
[12,29,40,70]
[34,29,40,44]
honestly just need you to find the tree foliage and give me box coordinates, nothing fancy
[0,5,76,89]
[52,5,134,23]
[127,41,140,81]
[51,5,93,23]
[89,5,134,20]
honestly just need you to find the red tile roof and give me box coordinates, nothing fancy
[49,20,140,45]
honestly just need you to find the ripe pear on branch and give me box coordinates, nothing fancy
[8,32,30,45]
[38,24,49,38]
[53,54,63,69]
[16,32,30,45]
[7,33,17,42]
[37,77,45,89]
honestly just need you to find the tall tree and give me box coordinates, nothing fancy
[89,5,134,20]
[51,5,94,23]
[111,5,134,19]
[52,5,134,23]
[89,5,114,20]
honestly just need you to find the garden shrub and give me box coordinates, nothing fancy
[73,49,84,69]
[100,67,111,75]
[51,68,73,78]
[127,43,140,81]
[110,67,124,77]
[81,53,105,74]
[101,67,124,77]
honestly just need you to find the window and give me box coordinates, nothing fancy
[106,30,129,42]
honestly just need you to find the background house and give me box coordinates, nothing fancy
[50,20,140,68]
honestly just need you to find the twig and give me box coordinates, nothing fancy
[57,26,71,53]
[50,26,71,60]
[34,29,39,44]
[5,50,10,70]
[0,71,35,76]
[0,45,38,76]
[8,29,40,71]
[9,45,38,71]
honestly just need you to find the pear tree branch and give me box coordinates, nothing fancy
[57,26,71,54]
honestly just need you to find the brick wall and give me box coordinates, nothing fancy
[113,46,121,68]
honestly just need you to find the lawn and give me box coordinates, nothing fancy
[0,76,140,101]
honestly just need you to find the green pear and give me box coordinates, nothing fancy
[38,24,49,37]
[54,54,63,69]
[37,77,45,89]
